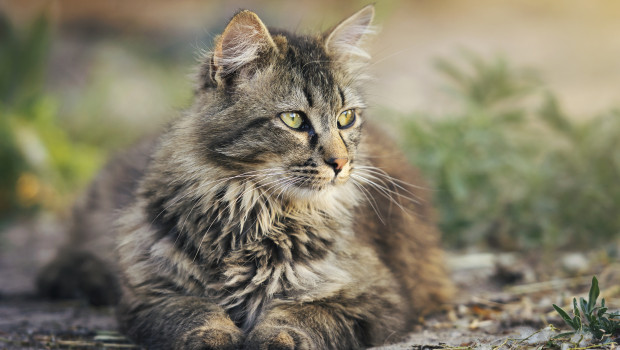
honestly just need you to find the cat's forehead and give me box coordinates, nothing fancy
[272,31,336,84]
[268,29,344,111]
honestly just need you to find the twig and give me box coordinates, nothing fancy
[566,343,617,350]
[507,277,593,295]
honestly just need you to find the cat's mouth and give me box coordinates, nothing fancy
[289,172,350,190]
[276,163,352,198]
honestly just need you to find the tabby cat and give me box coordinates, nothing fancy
[37,5,452,349]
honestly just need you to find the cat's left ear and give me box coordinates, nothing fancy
[324,5,376,61]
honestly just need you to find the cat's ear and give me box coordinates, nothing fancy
[210,10,277,85]
[324,5,375,61]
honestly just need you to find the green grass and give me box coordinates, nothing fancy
[397,54,620,250]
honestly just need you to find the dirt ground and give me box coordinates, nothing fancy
[1,216,619,349]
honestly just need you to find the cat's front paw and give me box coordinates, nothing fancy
[183,324,243,350]
[245,324,314,350]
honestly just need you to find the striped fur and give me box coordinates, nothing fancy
[38,5,452,350]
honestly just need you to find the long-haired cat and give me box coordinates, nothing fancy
[37,5,452,349]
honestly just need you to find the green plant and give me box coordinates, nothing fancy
[553,276,620,342]
[1,10,197,224]
[0,13,102,219]
[398,54,620,250]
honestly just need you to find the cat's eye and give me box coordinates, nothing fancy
[337,109,356,129]
[279,112,304,129]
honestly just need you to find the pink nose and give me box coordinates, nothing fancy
[325,157,348,172]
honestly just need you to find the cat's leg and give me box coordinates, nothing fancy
[245,286,406,350]
[118,294,243,350]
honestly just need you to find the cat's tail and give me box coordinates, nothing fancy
[36,248,120,306]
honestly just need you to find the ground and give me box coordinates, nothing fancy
[1,216,618,349]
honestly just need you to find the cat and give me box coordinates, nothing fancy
[37,5,452,349]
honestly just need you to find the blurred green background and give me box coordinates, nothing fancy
[1,0,619,252]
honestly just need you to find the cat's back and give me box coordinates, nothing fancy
[354,124,453,316]
[72,137,157,246]
[36,137,157,305]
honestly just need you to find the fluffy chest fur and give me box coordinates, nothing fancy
[121,173,360,330]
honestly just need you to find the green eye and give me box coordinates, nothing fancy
[279,112,304,129]
[337,109,356,129]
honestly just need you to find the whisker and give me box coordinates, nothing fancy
[176,169,285,246]
[350,177,384,224]
[356,165,432,191]
[248,175,298,238]
[353,170,421,205]
[276,177,301,202]
[220,172,287,221]
[150,167,284,227]
[351,173,413,216]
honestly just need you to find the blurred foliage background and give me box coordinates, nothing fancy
[398,55,620,250]
[0,13,102,218]
[0,7,193,222]
[0,0,619,252]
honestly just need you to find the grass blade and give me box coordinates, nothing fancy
[588,276,600,313]
[553,304,577,330]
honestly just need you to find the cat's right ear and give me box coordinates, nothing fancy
[324,5,375,62]
[204,10,277,88]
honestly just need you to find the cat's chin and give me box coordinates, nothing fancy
[286,185,335,201]
[282,180,357,206]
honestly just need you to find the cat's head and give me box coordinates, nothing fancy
[191,6,375,201]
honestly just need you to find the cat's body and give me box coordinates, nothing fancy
[38,6,451,349]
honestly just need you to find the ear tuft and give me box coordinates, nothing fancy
[212,10,277,80]
[324,5,376,60]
